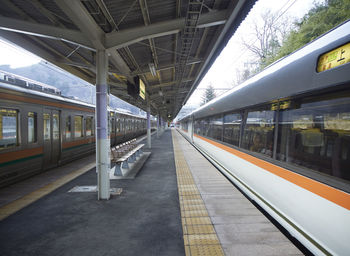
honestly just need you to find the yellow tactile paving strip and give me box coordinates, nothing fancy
[172,131,225,256]
[0,162,95,221]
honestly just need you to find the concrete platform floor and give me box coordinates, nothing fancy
[173,131,303,256]
[0,130,184,256]
[0,128,306,256]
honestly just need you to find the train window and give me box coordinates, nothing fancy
[43,113,51,140]
[0,109,18,149]
[108,117,112,134]
[74,116,83,138]
[116,118,120,132]
[205,115,223,140]
[121,118,125,131]
[277,90,350,182]
[223,113,241,146]
[194,119,208,136]
[53,114,59,140]
[28,112,37,143]
[65,116,71,139]
[182,121,189,131]
[86,117,93,136]
[241,107,276,157]
[124,119,128,131]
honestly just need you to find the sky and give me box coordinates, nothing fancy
[0,39,41,68]
[0,0,323,109]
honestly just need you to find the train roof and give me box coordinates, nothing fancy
[180,20,350,121]
[0,70,61,93]
[0,79,146,119]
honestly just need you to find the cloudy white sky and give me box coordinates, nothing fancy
[0,0,324,108]
[0,39,40,68]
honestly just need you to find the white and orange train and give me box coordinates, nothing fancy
[178,21,350,255]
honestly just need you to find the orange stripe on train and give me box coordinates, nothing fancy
[194,134,350,211]
[0,147,44,164]
[62,138,95,149]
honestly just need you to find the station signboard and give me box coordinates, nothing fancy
[139,79,145,100]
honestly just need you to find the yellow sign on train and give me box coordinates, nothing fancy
[317,42,350,72]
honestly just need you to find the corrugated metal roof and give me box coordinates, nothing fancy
[0,0,256,120]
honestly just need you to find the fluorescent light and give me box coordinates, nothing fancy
[148,63,156,77]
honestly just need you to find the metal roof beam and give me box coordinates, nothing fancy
[0,15,93,50]
[131,60,203,76]
[149,78,194,90]
[55,0,133,82]
[183,0,247,105]
[0,30,94,83]
[106,10,227,50]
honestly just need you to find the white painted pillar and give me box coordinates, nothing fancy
[147,100,151,149]
[96,49,110,200]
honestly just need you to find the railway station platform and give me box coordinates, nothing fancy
[0,129,303,256]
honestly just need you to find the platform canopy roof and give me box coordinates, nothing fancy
[0,0,256,120]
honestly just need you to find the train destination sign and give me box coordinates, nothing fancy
[317,42,350,72]
[139,79,145,100]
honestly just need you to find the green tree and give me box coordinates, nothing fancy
[201,84,216,106]
[271,0,350,64]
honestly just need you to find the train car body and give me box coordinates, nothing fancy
[178,21,350,255]
[0,73,148,188]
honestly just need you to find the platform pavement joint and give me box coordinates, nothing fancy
[172,130,225,256]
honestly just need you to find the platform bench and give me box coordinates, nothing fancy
[111,140,144,176]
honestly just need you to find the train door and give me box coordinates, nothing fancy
[43,109,61,169]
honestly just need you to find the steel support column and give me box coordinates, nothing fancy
[96,49,110,200]
[147,101,151,149]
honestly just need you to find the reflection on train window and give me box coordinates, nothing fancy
[108,117,113,134]
[74,116,83,138]
[209,115,223,141]
[43,113,51,141]
[241,107,275,157]
[121,118,125,131]
[116,118,120,133]
[53,114,59,140]
[28,112,37,143]
[65,116,71,139]
[277,92,350,182]
[0,109,18,149]
[224,113,241,146]
[194,119,209,137]
[86,117,93,136]
[182,121,188,131]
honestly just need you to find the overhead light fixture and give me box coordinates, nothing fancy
[148,63,157,77]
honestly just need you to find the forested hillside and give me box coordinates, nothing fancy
[244,0,350,72]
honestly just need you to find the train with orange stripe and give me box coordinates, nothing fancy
[178,21,350,255]
[0,70,150,188]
